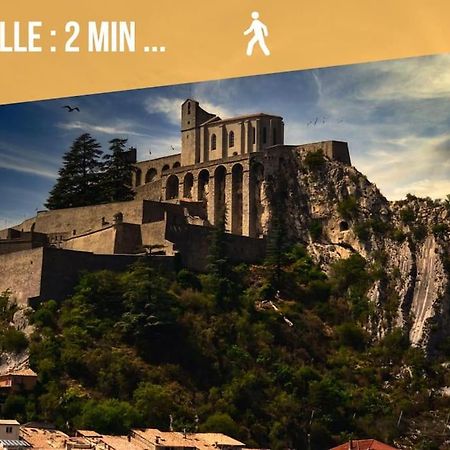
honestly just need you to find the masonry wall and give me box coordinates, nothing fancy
[63,226,117,254]
[38,248,174,304]
[166,223,266,271]
[14,200,145,236]
[134,154,181,186]
[0,248,44,305]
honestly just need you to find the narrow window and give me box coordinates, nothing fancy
[211,134,217,150]
[262,127,267,144]
[229,131,235,147]
[273,127,277,144]
[187,102,191,115]
[252,127,256,144]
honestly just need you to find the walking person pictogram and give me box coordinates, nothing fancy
[244,11,270,56]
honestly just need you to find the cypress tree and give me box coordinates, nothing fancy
[45,133,104,209]
[101,138,135,203]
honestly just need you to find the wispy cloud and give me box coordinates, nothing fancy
[57,120,152,138]
[144,96,234,125]
[0,144,57,179]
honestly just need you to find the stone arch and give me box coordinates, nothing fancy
[134,168,142,187]
[166,175,179,200]
[198,169,210,202]
[162,164,170,173]
[251,162,265,237]
[173,161,181,169]
[145,168,157,184]
[183,172,194,198]
[231,164,243,235]
[214,165,227,225]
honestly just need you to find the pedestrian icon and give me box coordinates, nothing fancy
[244,11,270,56]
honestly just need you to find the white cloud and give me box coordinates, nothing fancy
[57,120,151,138]
[0,144,57,179]
[144,96,234,125]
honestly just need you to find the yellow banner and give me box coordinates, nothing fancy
[1,0,450,104]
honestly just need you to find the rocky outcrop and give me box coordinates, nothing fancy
[264,147,450,352]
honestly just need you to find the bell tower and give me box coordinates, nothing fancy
[181,99,216,166]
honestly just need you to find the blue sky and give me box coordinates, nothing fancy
[1,53,450,228]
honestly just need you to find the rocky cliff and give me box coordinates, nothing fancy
[264,147,450,352]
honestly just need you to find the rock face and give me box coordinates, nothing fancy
[264,147,450,352]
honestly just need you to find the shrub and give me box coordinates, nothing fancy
[309,220,323,240]
[413,224,427,241]
[176,269,202,291]
[432,223,449,236]
[338,196,358,220]
[0,328,28,353]
[400,208,415,224]
[336,322,368,351]
[304,149,325,169]
[391,228,407,242]
[354,222,371,241]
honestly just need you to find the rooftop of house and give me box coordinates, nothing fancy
[133,429,245,450]
[330,439,399,450]
[2,369,37,378]
[0,420,19,425]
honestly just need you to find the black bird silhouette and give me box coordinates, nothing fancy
[62,105,80,112]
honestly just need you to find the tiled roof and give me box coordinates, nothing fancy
[0,420,20,425]
[330,439,399,450]
[20,427,73,449]
[191,433,245,446]
[100,435,148,450]
[6,369,37,377]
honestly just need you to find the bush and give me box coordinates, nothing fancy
[309,220,323,240]
[336,322,368,351]
[432,223,449,236]
[176,269,202,291]
[354,222,370,241]
[413,224,427,241]
[338,196,358,220]
[304,150,325,169]
[0,328,28,353]
[391,228,407,243]
[200,412,240,438]
[400,208,415,224]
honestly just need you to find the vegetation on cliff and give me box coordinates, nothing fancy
[2,242,450,449]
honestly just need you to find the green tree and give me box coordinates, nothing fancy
[45,133,104,209]
[101,138,135,202]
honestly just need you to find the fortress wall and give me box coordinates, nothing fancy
[297,141,351,166]
[63,226,117,254]
[0,240,36,255]
[141,221,170,250]
[39,248,175,303]
[166,223,266,271]
[0,248,44,305]
[134,154,182,186]
[134,179,163,201]
[114,223,142,254]
[19,200,145,235]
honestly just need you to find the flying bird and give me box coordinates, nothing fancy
[171,145,175,151]
[62,105,80,112]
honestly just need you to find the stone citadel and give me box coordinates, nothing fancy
[0,99,351,306]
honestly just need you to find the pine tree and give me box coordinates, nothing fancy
[45,133,104,209]
[101,138,135,203]
[206,207,234,309]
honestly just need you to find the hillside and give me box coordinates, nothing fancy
[0,148,449,449]
[262,148,450,351]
